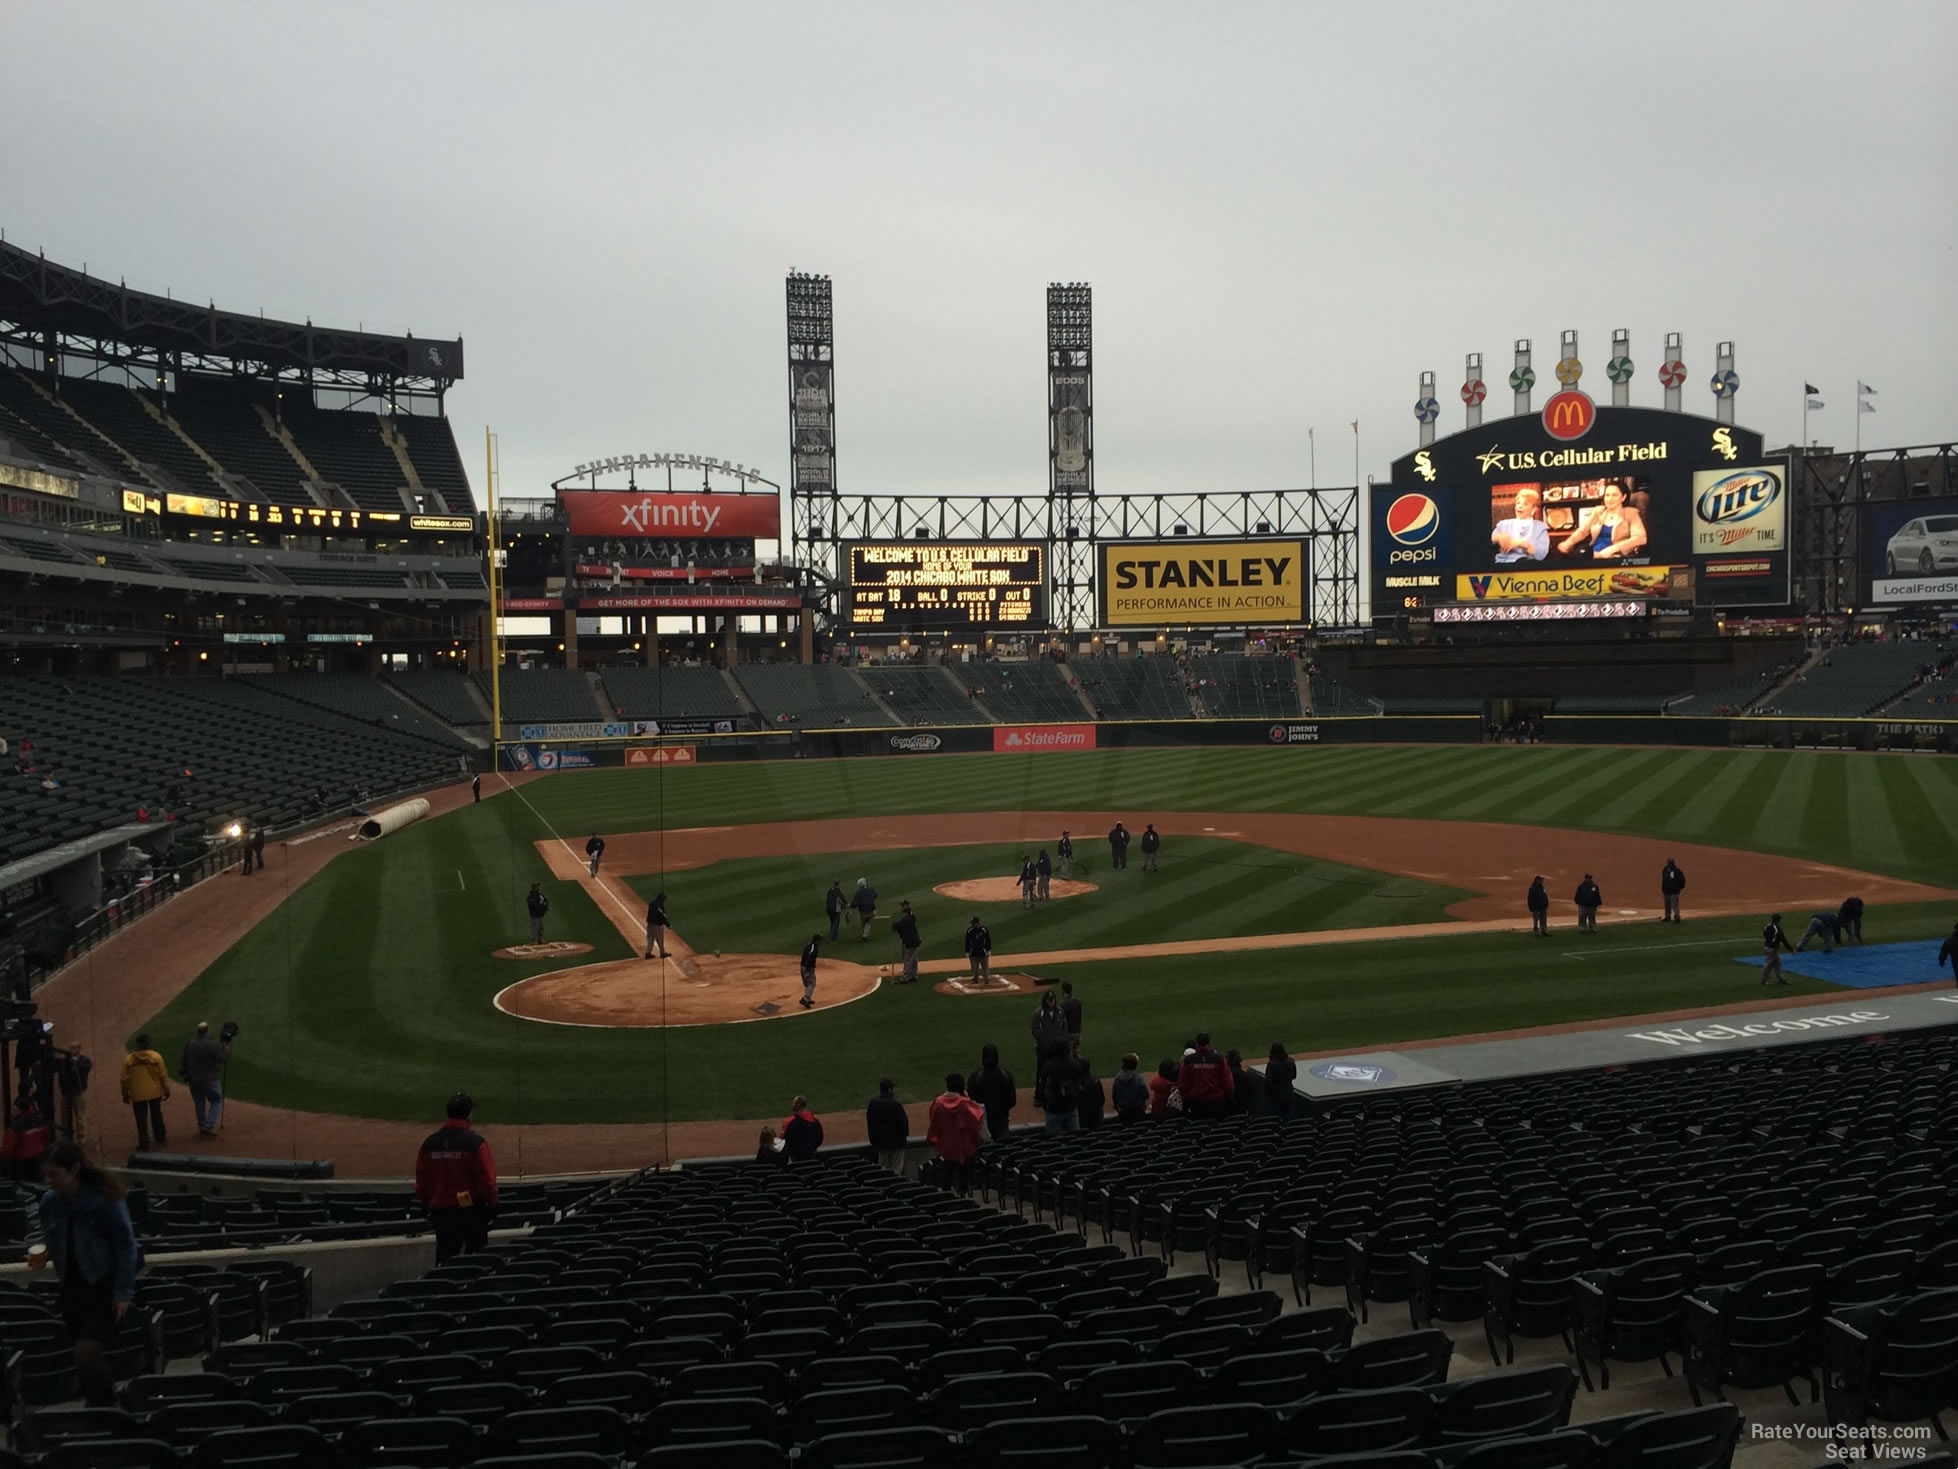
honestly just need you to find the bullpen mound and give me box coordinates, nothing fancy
[932,877,1098,903]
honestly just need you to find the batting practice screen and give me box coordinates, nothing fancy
[844,542,1047,631]
[1098,540,1307,627]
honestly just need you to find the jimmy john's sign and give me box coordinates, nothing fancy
[1099,540,1306,627]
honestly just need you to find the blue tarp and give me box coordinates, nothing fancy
[1738,939,1954,990]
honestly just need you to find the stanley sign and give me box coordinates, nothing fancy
[1099,539,1306,627]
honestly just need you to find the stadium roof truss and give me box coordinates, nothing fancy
[0,240,462,407]
[1794,441,1957,615]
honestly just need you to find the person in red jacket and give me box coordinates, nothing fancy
[414,1092,498,1262]
[1179,1033,1235,1120]
[926,1074,986,1193]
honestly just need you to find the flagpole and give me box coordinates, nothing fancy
[1309,428,1316,489]
[1352,421,1359,489]
[1856,384,1861,456]
[1802,390,1808,451]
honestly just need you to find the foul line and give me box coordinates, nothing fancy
[499,771,648,937]
[1560,938,1741,962]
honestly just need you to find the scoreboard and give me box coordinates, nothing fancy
[846,542,1046,632]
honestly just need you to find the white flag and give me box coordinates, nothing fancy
[1858,381,1877,396]
[1805,398,1824,410]
[1860,400,1877,413]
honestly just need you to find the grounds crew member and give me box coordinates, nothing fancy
[1018,855,1038,910]
[179,1022,228,1139]
[644,892,670,960]
[414,1092,498,1263]
[1140,824,1162,872]
[1574,874,1602,934]
[891,901,922,984]
[1761,913,1794,984]
[1796,909,1842,953]
[1035,849,1052,901]
[584,834,605,877]
[964,916,992,985]
[1837,895,1865,944]
[1660,859,1686,923]
[852,877,878,940]
[1056,831,1074,880]
[799,934,822,1008]
[1108,822,1131,870]
[120,1034,170,1152]
[525,884,549,945]
[471,773,481,803]
[1526,876,1549,937]
[824,880,846,942]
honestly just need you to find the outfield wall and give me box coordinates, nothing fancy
[496,710,1957,769]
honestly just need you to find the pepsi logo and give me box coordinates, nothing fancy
[1384,492,1444,567]
[1387,494,1439,546]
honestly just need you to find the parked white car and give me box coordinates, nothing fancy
[1885,514,1958,576]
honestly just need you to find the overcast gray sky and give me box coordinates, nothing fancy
[5,1,1954,506]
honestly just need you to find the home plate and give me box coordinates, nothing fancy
[934,971,1042,997]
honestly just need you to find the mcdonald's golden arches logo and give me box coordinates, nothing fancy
[1540,388,1596,442]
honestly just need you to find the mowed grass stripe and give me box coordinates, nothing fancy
[1691,752,1792,852]
[1888,756,1958,878]
[1803,756,1853,870]
[1557,749,1696,834]
[1617,750,1722,835]
[1745,752,1821,859]
[1842,756,1909,874]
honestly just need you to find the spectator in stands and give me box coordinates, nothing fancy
[754,1126,785,1165]
[1017,854,1038,910]
[1574,874,1602,934]
[1837,895,1865,944]
[1111,1055,1149,1123]
[120,1033,170,1151]
[964,916,993,986]
[825,879,846,942]
[1147,1059,1182,1117]
[471,773,481,803]
[644,892,670,960]
[414,1092,498,1263]
[852,877,878,940]
[1036,849,1052,901]
[1761,913,1794,984]
[1225,1049,1253,1114]
[1140,824,1162,872]
[1527,876,1550,937]
[865,1079,909,1172]
[799,934,821,1008]
[27,1141,139,1408]
[926,1075,985,1192]
[54,1043,90,1147]
[1059,981,1083,1056]
[1036,1049,1082,1133]
[1796,909,1842,953]
[2,1088,51,1183]
[584,834,605,877]
[179,1022,228,1139]
[525,883,549,945]
[1108,822,1131,870]
[1057,831,1074,880]
[967,1044,1017,1141]
[891,901,921,985]
[1180,1034,1234,1119]
[1074,1057,1105,1130]
[1660,859,1686,923]
[781,1097,824,1160]
[250,827,266,873]
[1031,990,1069,1072]
[1265,1043,1298,1120]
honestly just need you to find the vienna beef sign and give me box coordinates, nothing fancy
[560,490,780,540]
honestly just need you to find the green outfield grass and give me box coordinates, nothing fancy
[621,838,1470,963]
[138,745,1958,1127]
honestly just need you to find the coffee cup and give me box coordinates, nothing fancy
[25,1243,48,1269]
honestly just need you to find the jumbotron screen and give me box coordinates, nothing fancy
[845,542,1046,631]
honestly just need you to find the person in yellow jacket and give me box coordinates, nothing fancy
[119,1034,170,1152]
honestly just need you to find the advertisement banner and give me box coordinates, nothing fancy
[629,718,736,737]
[625,745,697,766]
[1692,467,1786,554]
[888,733,945,753]
[993,724,1096,752]
[559,491,780,540]
[1864,496,1958,605]
[536,749,595,770]
[576,593,801,611]
[1456,566,1689,601]
[1099,540,1306,627]
[792,362,834,487]
[518,722,632,740]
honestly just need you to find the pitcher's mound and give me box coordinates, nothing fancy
[492,941,594,960]
[495,952,880,1027]
[932,971,1044,997]
[933,877,1098,903]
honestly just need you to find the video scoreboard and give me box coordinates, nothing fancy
[845,542,1046,632]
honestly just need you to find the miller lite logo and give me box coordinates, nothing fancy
[1541,389,1595,442]
[1693,466,1785,554]
[1384,492,1443,568]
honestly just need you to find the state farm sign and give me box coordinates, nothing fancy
[560,491,780,540]
[993,724,1096,752]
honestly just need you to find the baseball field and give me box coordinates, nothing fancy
[120,743,1958,1134]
